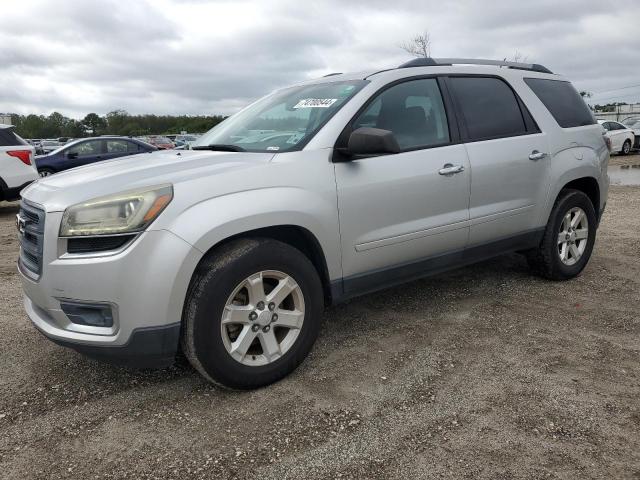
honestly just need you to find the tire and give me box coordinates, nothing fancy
[621,140,631,155]
[181,238,323,389]
[38,168,55,178]
[526,189,597,280]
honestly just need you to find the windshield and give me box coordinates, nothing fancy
[194,80,367,153]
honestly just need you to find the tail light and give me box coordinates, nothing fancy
[603,134,612,152]
[7,150,32,165]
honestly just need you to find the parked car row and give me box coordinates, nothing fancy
[25,138,70,155]
[598,120,637,155]
[35,136,157,177]
[2,131,176,200]
[621,116,640,150]
[24,133,202,156]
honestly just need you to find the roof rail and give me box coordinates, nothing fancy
[323,72,342,77]
[398,57,553,74]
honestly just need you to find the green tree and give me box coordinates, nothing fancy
[105,109,129,135]
[82,113,106,135]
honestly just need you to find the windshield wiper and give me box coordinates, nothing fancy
[192,144,246,152]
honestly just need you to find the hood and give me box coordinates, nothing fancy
[22,149,275,211]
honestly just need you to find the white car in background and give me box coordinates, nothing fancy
[621,116,640,150]
[598,120,635,155]
[0,124,38,202]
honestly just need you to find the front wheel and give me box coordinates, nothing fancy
[38,168,55,178]
[526,189,597,280]
[181,238,323,389]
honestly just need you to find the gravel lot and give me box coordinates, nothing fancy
[1,159,639,479]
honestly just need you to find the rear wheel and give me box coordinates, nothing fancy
[181,238,323,389]
[38,168,55,177]
[622,140,631,155]
[526,189,597,280]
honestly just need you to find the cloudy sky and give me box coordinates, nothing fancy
[2,0,639,118]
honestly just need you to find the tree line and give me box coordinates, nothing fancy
[8,110,227,139]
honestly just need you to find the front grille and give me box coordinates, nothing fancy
[18,201,46,277]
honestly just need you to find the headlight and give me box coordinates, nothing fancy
[60,185,173,237]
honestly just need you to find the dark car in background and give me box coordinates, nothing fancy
[35,136,157,177]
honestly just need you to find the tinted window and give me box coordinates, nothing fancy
[106,140,129,153]
[450,77,526,141]
[128,141,141,153]
[0,128,27,147]
[68,140,102,156]
[352,78,450,150]
[524,78,595,128]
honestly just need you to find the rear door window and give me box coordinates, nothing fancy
[106,140,129,153]
[524,78,596,128]
[449,76,527,141]
[68,140,103,156]
[0,128,28,147]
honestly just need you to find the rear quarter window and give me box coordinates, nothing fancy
[0,128,27,147]
[449,76,528,141]
[524,78,596,128]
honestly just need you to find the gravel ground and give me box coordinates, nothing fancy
[1,166,639,479]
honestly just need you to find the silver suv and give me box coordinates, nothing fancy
[18,58,609,389]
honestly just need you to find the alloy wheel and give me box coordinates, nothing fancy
[557,207,589,266]
[220,270,305,366]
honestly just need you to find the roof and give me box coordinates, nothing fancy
[309,57,556,85]
[397,57,553,74]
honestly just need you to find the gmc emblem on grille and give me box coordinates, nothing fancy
[16,214,27,235]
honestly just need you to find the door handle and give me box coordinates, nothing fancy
[438,164,465,176]
[528,150,548,161]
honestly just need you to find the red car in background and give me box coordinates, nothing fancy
[141,135,175,150]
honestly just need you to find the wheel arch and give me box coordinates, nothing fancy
[0,176,8,200]
[209,225,333,306]
[560,176,600,217]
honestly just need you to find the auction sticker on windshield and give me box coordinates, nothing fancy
[293,98,338,109]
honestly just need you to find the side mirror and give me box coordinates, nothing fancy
[346,127,401,156]
[67,152,78,159]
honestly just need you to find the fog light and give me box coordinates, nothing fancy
[60,301,114,327]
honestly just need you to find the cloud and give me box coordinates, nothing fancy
[1,0,639,118]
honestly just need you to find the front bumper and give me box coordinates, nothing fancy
[28,305,181,368]
[20,210,202,368]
